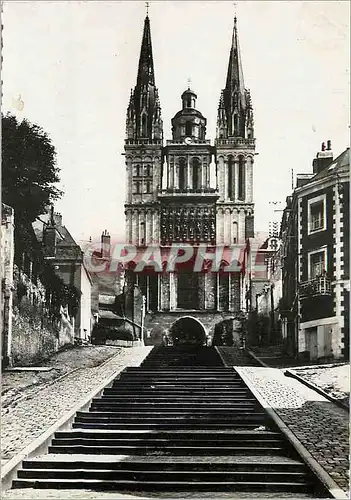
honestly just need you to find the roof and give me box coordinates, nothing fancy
[312,147,350,182]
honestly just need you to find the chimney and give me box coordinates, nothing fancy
[101,230,111,259]
[313,140,333,174]
[53,212,62,227]
[43,206,57,257]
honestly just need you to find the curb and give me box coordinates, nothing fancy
[1,346,152,491]
[246,349,270,367]
[285,369,349,412]
[214,346,228,366]
[235,366,348,500]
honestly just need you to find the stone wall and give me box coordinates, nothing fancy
[1,204,15,366]
[145,310,244,345]
[11,266,74,367]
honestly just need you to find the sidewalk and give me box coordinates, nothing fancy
[236,366,349,494]
[1,345,152,467]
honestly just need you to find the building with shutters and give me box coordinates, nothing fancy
[123,13,257,344]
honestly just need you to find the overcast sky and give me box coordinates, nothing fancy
[2,1,350,245]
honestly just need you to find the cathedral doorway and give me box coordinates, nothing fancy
[169,316,206,346]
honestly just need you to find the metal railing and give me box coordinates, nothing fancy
[299,276,331,299]
[159,187,218,195]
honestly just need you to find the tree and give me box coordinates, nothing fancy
[1,113,62,224]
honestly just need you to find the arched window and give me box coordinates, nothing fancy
[227,155,234,200]
[142,114,147,137]
[238,156,245,200]
[185,121,192,136]
[192,158,201,190]
[233,222,238,244]
[179,158,186,190]
[187,96,191,108]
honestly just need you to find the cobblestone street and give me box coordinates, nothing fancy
[237,367,350,493]
[1,346,152,466]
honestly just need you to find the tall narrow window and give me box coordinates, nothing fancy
[185,121,192,136]
[187,97,191,108]
[142,114,147,137]
[192,158,201,190]
[227,156,233,200]
[238,156,245,200]
[179,158,186,190]
[232,221,238,244]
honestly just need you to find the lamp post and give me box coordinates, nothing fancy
[141,295,146,344]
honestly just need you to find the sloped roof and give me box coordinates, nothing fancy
[312,147,350,181]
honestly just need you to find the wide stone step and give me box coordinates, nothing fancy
[50,438,285,449]
[91,402,259,409]
[99,396,257,402]
[12,478,315,493]
[18,468,310,483]
[111,381,245,391]
[89,406,261,414]
[72,422,264,430]
[54,430,280,440]
[104,388,251,394]
[23,457,307,473]
[48,444,287,456]
[79,410,265,418]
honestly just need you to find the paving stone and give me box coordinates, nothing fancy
[236,367,350,494]
[1,346,152,464]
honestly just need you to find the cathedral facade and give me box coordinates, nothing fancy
[123,13,256,343]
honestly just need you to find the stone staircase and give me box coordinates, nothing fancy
[13,346,328,496]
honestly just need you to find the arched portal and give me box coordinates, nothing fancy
[169,316,207,346]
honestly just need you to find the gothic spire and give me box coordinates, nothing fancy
[136,15,155,87]
[225,16,245,105]
[126,14,163,144]
[216,16,254,140]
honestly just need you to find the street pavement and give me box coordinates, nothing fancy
[236,366,349,493]
[1,346,152,466]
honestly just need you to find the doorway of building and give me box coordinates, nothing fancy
[169,317,206,346]
[305,327,318,361]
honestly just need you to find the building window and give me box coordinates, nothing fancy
[141,114,147,137]
[308,248,327,279]
[187,96,191,108]
[233,221,238,243]
[308,194,326,234]
[133,181,141,194]
[133,165,141,177]
[238,156,245,200]
[144,165,151,177]
[192,158,201,190]
[185,121,192,136]
[227,156,234,200]
[179,158,186,190]
[144,181,152,194]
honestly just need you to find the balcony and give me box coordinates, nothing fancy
[165,139,211,146]
[299,276,331,299]
[215,137,256,147]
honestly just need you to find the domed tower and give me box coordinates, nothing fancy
[171,88,207,142]
[159,87,218,249]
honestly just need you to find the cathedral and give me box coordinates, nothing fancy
[123,12,256,344]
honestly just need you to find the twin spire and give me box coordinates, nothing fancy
[126,12,254,143]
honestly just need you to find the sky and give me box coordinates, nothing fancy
[2,0,350,246]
